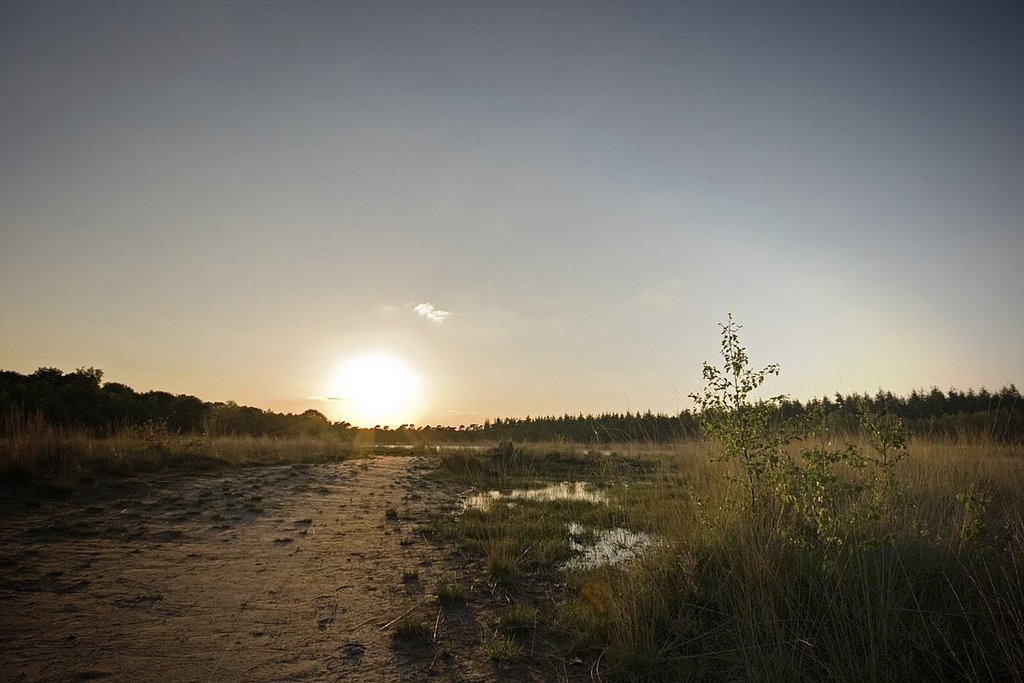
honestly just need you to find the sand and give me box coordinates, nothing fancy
[0,456,577,682]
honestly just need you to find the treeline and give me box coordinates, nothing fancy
[0,367,350,439]
[352,386,1024,444]
[798,386,1023,441]
[1,367,1022,443]
[405,411,700,444]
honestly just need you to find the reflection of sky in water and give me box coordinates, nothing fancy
[462,482,608,510]
[563,522,656,571]
[460,483,655,569]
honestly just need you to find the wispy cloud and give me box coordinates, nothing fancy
[633,279,682,314]
[414,302,451,323]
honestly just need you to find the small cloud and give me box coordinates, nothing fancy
[414,302,451,323]
[633,280,682,314]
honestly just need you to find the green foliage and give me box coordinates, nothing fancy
[690,315,913,553]
[689,313,791,507]
[956,483,992,546]
[858,400,908,502]
[777,442,871,548]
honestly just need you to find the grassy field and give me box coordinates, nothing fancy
[431,437,1024,681]
[0,416,363,490]
[4,411,1022,680]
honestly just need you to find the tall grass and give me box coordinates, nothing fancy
[0,411,356,489]
[431,435,1023,680]
[553,436,1024,681]
[434,440,662,487]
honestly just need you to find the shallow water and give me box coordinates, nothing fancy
[459,483,655,569]
[462,481,608,510]
[563,521,656,570]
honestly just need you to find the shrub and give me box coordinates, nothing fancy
[689,314,908,553]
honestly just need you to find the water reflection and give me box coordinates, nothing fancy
[462,482,608,510]
[459,482,656,569]
[563,522,656,570]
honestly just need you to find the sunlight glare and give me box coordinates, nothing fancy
[330,351,422,427]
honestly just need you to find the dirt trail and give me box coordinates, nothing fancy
[0,456,532,682]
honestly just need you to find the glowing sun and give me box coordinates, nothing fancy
[329,351,422,427]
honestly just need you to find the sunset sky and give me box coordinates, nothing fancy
[2,1,1022,427]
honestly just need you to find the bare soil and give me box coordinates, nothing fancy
[0,456,581,682]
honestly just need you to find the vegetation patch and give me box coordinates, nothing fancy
[3,328,1022,679]
[498,603,541,634]
[427,317,1024,681]
[391,617,431,643]
[482,635,523,662]
[434,581,466,605]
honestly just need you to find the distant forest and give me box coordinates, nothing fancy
[2,367,1022,443]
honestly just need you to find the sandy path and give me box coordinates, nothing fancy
[0,456,512,682]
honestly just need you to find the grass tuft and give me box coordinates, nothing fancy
[499,604,541,633]
[392,617,430,642]
[483,636,524,662]
[435,581,466,604]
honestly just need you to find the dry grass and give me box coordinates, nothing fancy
[0,416,356,489]
[586,436,1024,681]
[433,435,1024,681]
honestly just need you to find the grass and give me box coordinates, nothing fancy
[434,441,659,489]
[0,419,358,489]
[482,636,524,662]
[6,412,1021,678]
[435,581,466,604]
[431,436,1024,681]
[392,617,431,642]
[499,603,541,633]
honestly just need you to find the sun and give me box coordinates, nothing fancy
[329,351,422,427]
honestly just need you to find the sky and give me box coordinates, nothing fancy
[1,1,1022,427]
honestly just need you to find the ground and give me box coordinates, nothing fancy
[0,456,584,682]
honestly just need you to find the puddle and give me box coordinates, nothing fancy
[364,444,491,453]
[563,522,656,570]
[462,482,608,510]
[459,482,654,569]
